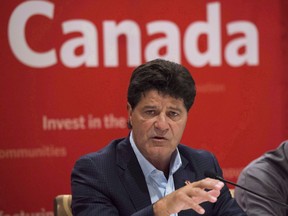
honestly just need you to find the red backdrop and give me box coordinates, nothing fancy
[1,0,287,214]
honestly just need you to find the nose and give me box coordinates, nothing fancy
[154,114,169,134]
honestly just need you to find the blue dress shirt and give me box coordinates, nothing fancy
[130,133,182,216]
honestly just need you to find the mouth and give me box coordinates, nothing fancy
[151,136,167,141]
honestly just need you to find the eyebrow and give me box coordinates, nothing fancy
[142,105,157,110]
[142,105,183,112]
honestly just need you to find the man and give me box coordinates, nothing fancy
[235,140,288,216]
[71,59,246,215]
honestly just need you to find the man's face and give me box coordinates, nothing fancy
[127,90,188,163]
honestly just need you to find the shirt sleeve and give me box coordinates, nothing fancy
[235,163,287,216]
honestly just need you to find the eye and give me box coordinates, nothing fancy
[167,111,180,120]
[144,110,156,116]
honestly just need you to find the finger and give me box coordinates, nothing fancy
[185,187,218,204]
[182,194,206,214]
[184,179,223,203]
[158,190,206,214]
[190,178,224,190]
[207,188,221,198]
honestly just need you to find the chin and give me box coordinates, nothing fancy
[150,147,172,156]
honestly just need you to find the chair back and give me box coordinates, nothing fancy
[54,194,72,216]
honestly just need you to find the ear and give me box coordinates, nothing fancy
[127,103,133,128]
[127,103,132,116]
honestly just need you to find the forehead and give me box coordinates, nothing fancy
[139,90,185,108]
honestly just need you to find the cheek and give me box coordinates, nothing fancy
[173,122,187,137]
[137,121,154,133]
[132,118,151,133]
[132,115,153,127]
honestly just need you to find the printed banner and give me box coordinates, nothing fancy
[0,0,287,214]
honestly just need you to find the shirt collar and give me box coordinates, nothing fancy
[129,132,182,179]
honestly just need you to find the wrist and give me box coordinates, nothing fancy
[153,200,170,216]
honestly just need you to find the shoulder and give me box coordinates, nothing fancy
[178,144,221,176]
[178,144,215,161]
[74,137,129,168]
[71,137,132,183]
[240,155,286,185]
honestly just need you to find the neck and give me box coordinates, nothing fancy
[150,157,170,178]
